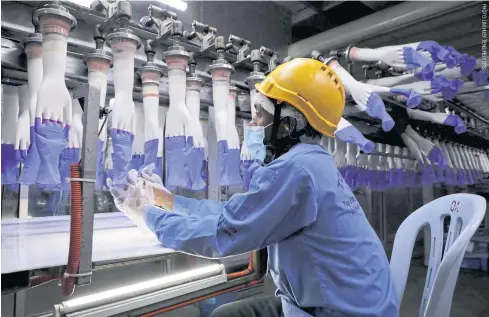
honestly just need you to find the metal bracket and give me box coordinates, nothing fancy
[184,21,217,53]
[140,4,177,44]
[97,0,133,34]
[260,46,279,73]
[77,83,101,287]
[227,34,251,66]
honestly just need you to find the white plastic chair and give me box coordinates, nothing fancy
[390,193,486,317]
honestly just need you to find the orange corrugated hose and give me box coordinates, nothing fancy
[29,164,83,294]
[61,163,83,296]
[138,252,260,317]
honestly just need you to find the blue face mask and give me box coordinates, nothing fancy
[245,125,267,162]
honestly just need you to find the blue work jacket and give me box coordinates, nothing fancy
[145,143,399,317]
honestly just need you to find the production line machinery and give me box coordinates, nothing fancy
[2,1,489,316]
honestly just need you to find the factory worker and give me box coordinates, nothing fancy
[109,58,399,317]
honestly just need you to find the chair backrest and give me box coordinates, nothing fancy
[390,193,486,317]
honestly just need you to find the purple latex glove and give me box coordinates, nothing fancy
[390,88,422,108]
[186,136,206,191]
[364,93,385,120]
[131,154,144,171]
[95,140,105,191]
[367,170,379,191]
[240,160,258,191]
[388,169,398,187]
[165,136,188,189]
[216,140,229,187]
[404,47,435,80]
[111,128,134,187]
[443,114,466,134]
[431,75,463,100]
[434,165,445,183]
[155,157,164,180]
[18,126,40,185]
[456,169,467,185]
[441,46,462,68]
[335,125,375,153]
[459,54,477,76]
[56,147,80,192]
[427,147,446,167]
[201,159,208,191]
[1,144,20,185]
[472,70,489,87]
[417,41,451,64]
[222,148,243,187]
[142,139,159,170]
[356,168,368,188]
[34,118,69,186]
[344,166,358,189]
[421,164,436,185]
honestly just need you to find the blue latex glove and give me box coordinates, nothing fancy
[239,160,254,191]
[216,140,229,187]
[186,136,206,191]
[417,41,450,63]
[56,147,80,192]
[421,164,436,185]
[431,75,463,101]
[131,154,144,171]
[426,146,446,167]
[222,148,242,187]
[155,157,164,181]
[442,46,463,68]
[472,70,489,87]
[111,128,134,187]
[95,139,105,191]
[143,139,159,170]
[459,54,477,76]
[443,114,466,134]
[344,166,358,189]
[389,88,422,108]
[355,168,367,188]
[165,136,188,189]
[18,126,40,185]
[1,144,20,185]
[201,159,208,191]
[34,118,69,186]
[334,125,375,153]
[403,47,435,80]
[364,93,394,132]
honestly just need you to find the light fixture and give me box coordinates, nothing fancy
[155,0,188,12]
[58,264,224,313]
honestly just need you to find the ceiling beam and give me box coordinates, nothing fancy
[292,1,345,25]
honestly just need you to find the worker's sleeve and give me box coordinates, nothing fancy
[144,164,318,258]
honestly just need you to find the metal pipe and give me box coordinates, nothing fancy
[288,1,469,58]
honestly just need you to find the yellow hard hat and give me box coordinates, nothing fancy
[255,58,345,137]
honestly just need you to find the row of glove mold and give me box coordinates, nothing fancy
[1,84,83,192]
[326,138,489,190]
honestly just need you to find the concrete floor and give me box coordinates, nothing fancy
[162,257,489,317]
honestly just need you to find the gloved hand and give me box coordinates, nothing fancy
[107,169,154,232]
[18,126,41,185]
[140,163,170,194]
[34,118,69,186]
[56,147,80,192]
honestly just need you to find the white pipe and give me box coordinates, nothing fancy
[166,56,190,137]
[288,1,468,58]
[211,69,233,142]
[87,58,110,141]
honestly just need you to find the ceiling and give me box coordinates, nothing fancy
[274,1,402,43]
